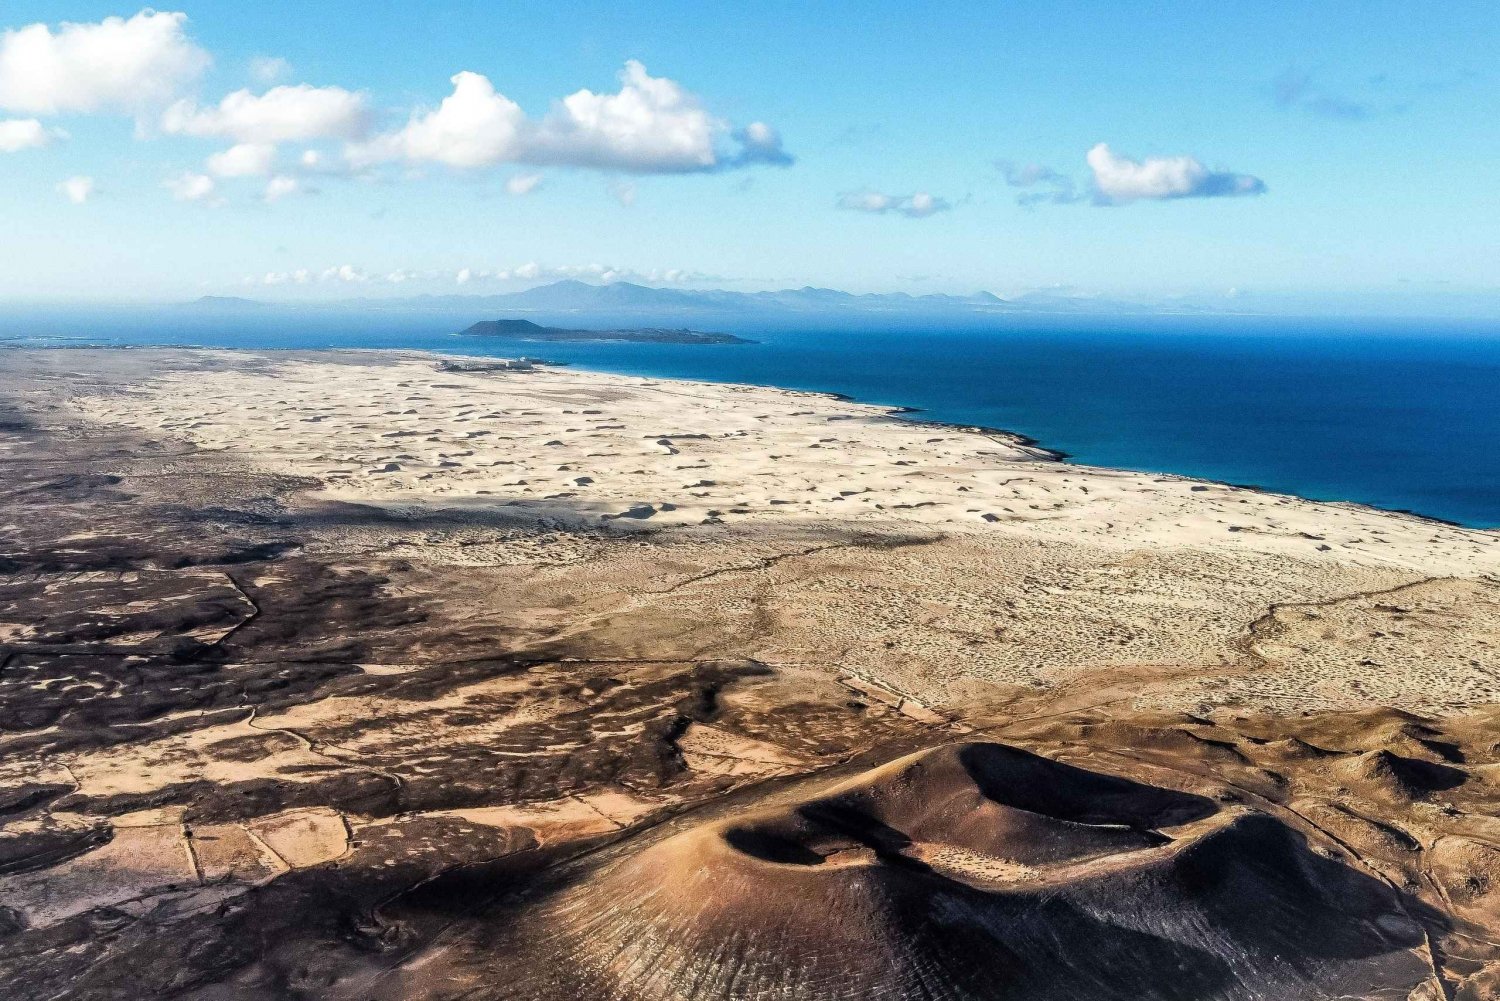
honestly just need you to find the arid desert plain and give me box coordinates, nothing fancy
[3,347,1499,1000]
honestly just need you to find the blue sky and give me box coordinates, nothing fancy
[1,2,1497,308]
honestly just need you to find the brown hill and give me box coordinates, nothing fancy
[487,743,1432,1000]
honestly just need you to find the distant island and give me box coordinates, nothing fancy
[458,318,752,344]
[184,295,267,309]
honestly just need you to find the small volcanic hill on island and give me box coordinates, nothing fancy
[458,318,751,344]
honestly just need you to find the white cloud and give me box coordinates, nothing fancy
[904,192,946,217]
[248,55,291,84]
[730,121,792,166]
[294,147,361,178]
[347,70,521,169]
[252,264,377,287]
[298,149,333,172]
[837,189,951,218]
[263,175,304,202]
[0,117,58,152]
[477,261,708,284]
[162,84,369,144]
[528,59,719,172]
[246,260,714,290]
[57,175,94,203]
[321,264,366,282]
[0,10,209,116]
[258,268,311,285]
[347,61,786,174]
[207,141,276,177]
[1086,143,1265,203]
[164,171,215,201]
[839,191,892,213]
[505,171,542,195]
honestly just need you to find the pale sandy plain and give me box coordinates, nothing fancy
[2,347,1499,1000]
[75,349,1500,714]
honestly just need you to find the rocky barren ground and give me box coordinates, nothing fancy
[1,349,1498,1000]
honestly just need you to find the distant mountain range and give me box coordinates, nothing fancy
[394,279,1163,316]
[188,295,270,309]
[187,279,1217,329]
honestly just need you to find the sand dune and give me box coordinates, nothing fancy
[66,350,1500,715]
[74,350,1497,572]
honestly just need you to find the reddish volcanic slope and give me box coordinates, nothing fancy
[481,743,1432,1001]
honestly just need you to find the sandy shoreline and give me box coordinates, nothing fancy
[71,346,1500,541]
[30,337,1497,527]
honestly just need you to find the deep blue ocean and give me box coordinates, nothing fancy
[5,306,1499,528]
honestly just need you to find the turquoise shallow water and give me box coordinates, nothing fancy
[5,307,1499,528]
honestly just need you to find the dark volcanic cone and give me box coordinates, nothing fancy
[477,743,1433,1001]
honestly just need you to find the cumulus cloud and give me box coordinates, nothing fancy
[57,175,94,203]
[158,85,370,198]
[997,148,1265,208]
[262,175,306,202]
[0,10,209,116]
[505,172,542,195]
[161,84,369,144]
[1086,143,1265,203]
[164,171,216,202]
[528,60,720,171]
[296,148,353,175]
[0,117,59,152]
[577,262,707,284]
[248,265,366,287]
[251,260,712,289]
[728,121,793,167]
[348,70,519,169]
[207,141,276,177]
[257,268,311,285]
[347,61,788,175]
[837,190,951,218]
[252,266,364,286]
[462,261,712,285]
